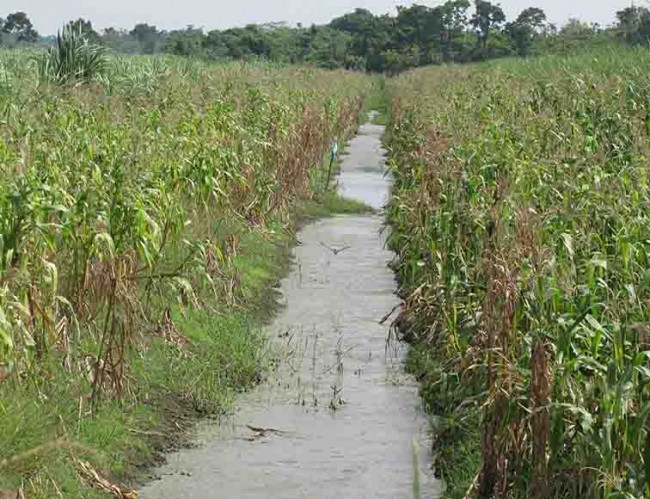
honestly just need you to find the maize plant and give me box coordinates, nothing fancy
[386,48,650,498]
[0,52,369,404]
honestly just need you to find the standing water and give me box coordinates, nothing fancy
[140,116,440,498]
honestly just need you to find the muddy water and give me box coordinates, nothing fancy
[140,119,439,499]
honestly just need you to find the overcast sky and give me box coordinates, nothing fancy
[2,0,634,35]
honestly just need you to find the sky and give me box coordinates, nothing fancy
[2,0,635,35]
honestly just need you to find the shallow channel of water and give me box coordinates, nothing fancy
[140,119,440,498]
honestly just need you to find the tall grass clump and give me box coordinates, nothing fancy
[386,48,650,498]
[0,53,370,496]
[36,24,107,84]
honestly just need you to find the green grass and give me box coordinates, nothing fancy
[363,78,389,125]
[405,345,481,499]
[300,192,372,218]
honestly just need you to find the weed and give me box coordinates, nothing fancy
[36,24,107,84]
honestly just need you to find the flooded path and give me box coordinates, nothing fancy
[140,118,439,498]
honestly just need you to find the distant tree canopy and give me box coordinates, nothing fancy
[0,11,39,44]
[471,0,506,50]
[158,1,551,71]
[65,18,101,44]
[130,23,162,54]
[616,6,650,45]
[506,7,547,56]
[159,1,626,72]
[0,3,643,72]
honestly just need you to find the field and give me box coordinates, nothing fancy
[3,37,650,499]
[386,49,650,498]
[0,50,370,497]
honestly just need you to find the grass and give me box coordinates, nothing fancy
[363,78,389,125]
[300,192,372,218]
[405,345,481,498]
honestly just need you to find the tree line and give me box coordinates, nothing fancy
[1,3,650,72]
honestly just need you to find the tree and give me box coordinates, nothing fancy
[381,45,421,75]
[329,9,376,62]
[130,23,161,54]
[261,24,307,63]
[102,27,141,53]
[65,18,100,44]
[471,0,506,51]
[165,26,204,57]
[124,3,627,71]
[395,5,444,65]
[306,27,352,69]
[3,12,38,43]
[329,9,394,72]
[516,6,547,28]
[616,6,650,45]
[440,0,471,62]
[536,18,615,55]
[506,7,547,56]
[205,25,273,60]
